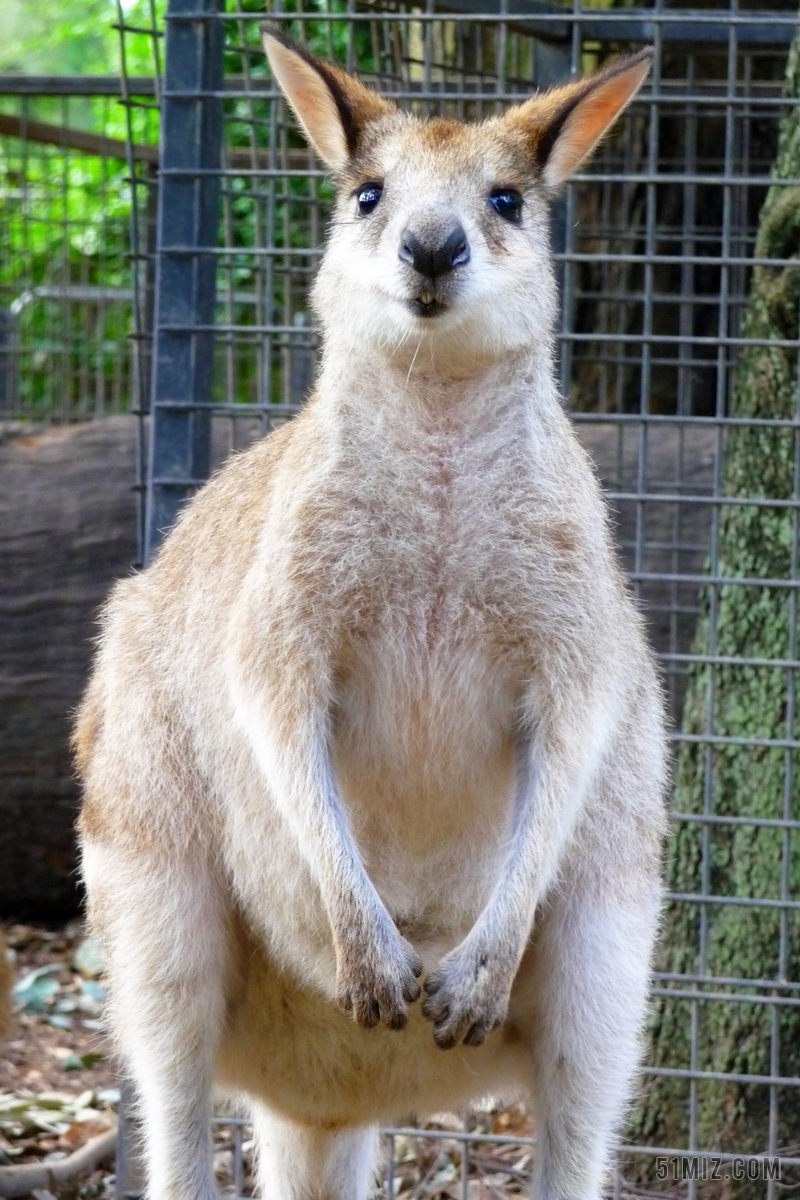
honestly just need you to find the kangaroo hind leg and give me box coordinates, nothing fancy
[523,801,663,1199]
[83,840,231,1200]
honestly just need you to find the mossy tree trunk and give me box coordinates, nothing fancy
[629,24,800,1182]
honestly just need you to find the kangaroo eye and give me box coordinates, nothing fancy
[490,189,523,222]
[357,183,383,215]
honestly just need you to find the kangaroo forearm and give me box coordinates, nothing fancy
[229,681,387,931]
[468,733,602,956]
[235,695,423,1025]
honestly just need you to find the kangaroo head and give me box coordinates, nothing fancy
[263,28,651,367]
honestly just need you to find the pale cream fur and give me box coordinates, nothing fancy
[76,35,667,1200]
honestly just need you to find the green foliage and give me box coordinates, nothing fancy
[0,0,162,418]
[0,104,138,418]
[0,0,156,77]
[1,0,372,417]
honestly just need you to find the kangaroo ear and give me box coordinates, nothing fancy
[506,49,653,189]
[261,27,395,173]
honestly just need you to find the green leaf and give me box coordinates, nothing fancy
[59,1051,103,1071]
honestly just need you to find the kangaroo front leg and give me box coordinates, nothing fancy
[423,696,609,1048]
[227,596,422,1030]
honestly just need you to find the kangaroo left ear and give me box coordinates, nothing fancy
[506,49,653,189]
[261,26,395,173]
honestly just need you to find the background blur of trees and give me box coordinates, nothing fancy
[0,1,158,420]
[0,0,153,76]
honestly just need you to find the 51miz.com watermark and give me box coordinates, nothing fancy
[654,1157,781,1182]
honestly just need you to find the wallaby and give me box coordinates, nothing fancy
[75,28,668,1200]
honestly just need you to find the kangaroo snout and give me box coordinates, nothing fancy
[399,223,470,280]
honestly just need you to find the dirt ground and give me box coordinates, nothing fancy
[3,923,113,1096]
[1,921,117,1196]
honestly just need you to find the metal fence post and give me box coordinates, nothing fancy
[117,3,224,1190]
[114,1078,145,1200]
[144,0,224,562]
[0,310,16,412]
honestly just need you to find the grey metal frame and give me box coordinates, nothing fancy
[145,0,224,553]
[110,1,800,1196]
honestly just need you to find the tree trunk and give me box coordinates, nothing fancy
[630,26,800,1183]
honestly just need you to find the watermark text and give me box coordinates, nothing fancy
[654,1156,781,1183]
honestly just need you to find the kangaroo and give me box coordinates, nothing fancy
[75,29,668,1200]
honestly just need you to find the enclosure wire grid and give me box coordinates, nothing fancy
[0,81,143,423]
[104,0,800,1196]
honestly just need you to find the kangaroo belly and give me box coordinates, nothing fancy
[216,928,528,1127]
[333,628,519,930]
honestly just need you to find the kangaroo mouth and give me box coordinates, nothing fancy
[408,289,447,319]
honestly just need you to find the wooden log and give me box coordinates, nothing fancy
[0,418,138,917]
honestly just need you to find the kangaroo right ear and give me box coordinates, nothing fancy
[261,27,395,172]
[505,48,653,189]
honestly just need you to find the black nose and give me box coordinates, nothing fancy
[399,224,470,279]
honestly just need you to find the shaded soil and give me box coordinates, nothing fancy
[2,922,115,1097]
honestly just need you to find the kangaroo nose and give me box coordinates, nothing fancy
[399,224,470,279]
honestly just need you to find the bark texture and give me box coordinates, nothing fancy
[0,418,138,917]
[631,27,800,1178]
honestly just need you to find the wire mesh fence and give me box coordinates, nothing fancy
[105,0,800,1196]
[0,79,160,422]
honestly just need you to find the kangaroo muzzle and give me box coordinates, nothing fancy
[398,223,471,281]
[398,220,470,317]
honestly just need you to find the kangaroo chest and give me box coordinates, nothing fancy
[325,429,533,858]
[334,422,538,653]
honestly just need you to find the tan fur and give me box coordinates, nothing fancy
[76,37,667,1200]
